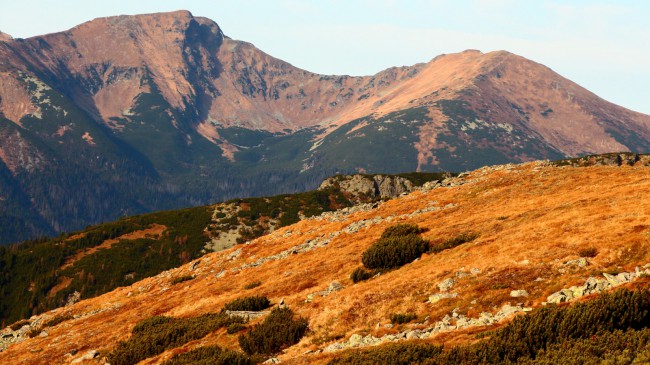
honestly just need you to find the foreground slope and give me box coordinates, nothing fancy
[1,10,649,242]
[3,156,650,363]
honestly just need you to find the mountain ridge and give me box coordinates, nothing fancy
[0,10,649,244]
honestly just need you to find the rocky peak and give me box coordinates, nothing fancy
[0,31,12,42]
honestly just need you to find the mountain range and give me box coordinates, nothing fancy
[1,10,649,244]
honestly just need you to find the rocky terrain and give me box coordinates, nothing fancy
[3,156,650,363]
[1,10,649,243]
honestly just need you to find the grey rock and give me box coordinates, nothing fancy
[437,278,455,292]
[328,281,344,292]
[565,258,588,268]
[348,333,363,346]
[225,310,270,321]
[227,248,242,261]
[65,291,81,307]
[428,292,458,303]
[510,290,529,298]
[406,331,420,340]
[319,174,415,199]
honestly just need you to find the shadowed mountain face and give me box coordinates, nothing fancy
[0,10,649,243]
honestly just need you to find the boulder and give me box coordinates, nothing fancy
[510,290,529,298]
[318,174,416,199]
[437,278,455,292]
[428,292,458,303]
[348,334,363,346]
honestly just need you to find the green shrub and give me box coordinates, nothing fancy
[362,235,428,270]
[238,307,308,356]
[108,313,244,365]
[328,342,443,365]
[163,345,252,365]
[380,224,425,239]
[243,281,261,290]
[351,267,374,283]
[578,247,598,258]
[390,313,417,324]
[170,275,195,285]
[223,296,271,312]
[227,323,247,334]
[429,232,478,254]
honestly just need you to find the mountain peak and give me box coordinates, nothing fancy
[70,9,207,37]
[0,31,12,42]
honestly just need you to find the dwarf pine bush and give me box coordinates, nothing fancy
[361,234,428,270]
[223,296,271,312]
[238,307,308,356]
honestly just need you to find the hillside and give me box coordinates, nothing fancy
[1,10,649,243]
[3,155,650,364]
[0,172,445,327]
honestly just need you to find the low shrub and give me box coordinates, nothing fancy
[362,235,428,270]
[328,342,443,365]
[163,345,252,365]
[380,224,425,239]
[108,313,244,365]
[9,319,29,331]
[223,296,271,312]
[351,267,374,283]
[227,323,247,334]
[238,307,308,356]
[390,313,417,324]
[42,314,74,328]
[170,275,195,285]
[578,247,598,258]
[429,232,478,254]
[243,281,261,290]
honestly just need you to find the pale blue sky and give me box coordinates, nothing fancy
[1,0,648,114]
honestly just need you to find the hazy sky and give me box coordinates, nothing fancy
[1,0,648,114]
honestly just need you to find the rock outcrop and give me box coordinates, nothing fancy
[323,303,532,353]
[319,174,415,199]
[546,265,650,304]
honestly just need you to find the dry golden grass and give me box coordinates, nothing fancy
[4,162,650,364]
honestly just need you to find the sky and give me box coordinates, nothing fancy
[1,0,648,114]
